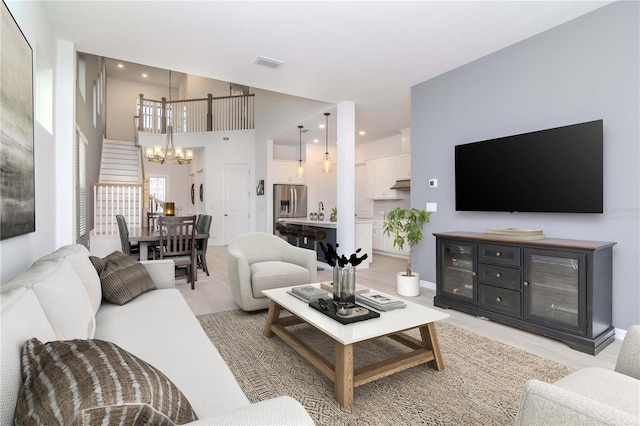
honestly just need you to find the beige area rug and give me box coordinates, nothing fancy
[197,309,574,425]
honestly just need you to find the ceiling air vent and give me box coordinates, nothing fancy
[254,56,284,69]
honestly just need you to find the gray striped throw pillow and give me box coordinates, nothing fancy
[90,251,156,305]
[15,338,198,425]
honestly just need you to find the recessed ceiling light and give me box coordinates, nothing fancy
[313,138,319,143]
[117,63,124,69]
[141,73,148,78]
[359,131,366,136]
[319,124,325,129]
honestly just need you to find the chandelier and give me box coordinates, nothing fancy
[145,70,193,165]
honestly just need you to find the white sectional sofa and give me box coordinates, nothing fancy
[0,244,314,425]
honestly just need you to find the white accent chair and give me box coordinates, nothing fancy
[515,325,640,425]
[227,232,317,311]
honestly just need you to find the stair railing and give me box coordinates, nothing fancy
[137,93,254,134]
[93,183,143,234]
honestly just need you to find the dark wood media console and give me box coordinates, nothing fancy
[434,231,616,355]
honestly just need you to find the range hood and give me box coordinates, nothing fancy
[390,179,410,190]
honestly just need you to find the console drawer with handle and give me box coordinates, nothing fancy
[478,264,520,291]
[478,284,521,317]
[478,243,520,267]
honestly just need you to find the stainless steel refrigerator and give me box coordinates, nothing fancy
[273,184,307,232]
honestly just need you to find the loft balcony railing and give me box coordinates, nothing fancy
[136,93,255,134]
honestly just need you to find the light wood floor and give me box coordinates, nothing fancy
[178,246,621,371]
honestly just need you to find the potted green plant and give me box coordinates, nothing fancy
[383,207,431,296]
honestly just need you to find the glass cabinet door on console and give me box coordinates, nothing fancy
[523,249,587,335]
[438,240,477,303]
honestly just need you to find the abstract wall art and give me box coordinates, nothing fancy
[1,1,35,240]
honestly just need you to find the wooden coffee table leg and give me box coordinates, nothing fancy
[263,301,281,338]
[420,322,445,371]
[334,342,354,408]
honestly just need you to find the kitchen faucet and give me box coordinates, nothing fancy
[318,201,324,213]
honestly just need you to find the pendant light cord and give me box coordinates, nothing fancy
[298,125,303,162]
[325,113,330,154]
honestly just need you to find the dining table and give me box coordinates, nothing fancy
[128,226,210,262]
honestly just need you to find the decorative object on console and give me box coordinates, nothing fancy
[296,125,305,178]
[330,207,337,222]
[321,112,332,173]
[319,243,368,307]
[483,228,545,241]
[288,285,330,302]
[356,291,407,311]
[15,338,198,425]
[0,2,35,240]
[164,202,175,216]
[320,281,369,295]
[145,70,193,165]
[383,207,431,296]
[308,299,379,324]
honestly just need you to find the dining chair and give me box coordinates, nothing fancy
[158,215,197,289]
[115,215,140,260]
[147,212,162,231]
[195,214,212,276]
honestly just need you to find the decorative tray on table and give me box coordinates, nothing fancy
[309,299,380,325]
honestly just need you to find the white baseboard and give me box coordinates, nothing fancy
[419,279,436,290]
[615,328,627,340]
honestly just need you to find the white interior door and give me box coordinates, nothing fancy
[224,163,250,244]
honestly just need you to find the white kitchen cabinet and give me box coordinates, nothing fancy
[396,154,410,180]
[372,220,409,257]
[365,157,399,199]
[383,232,409,256]
[273,160,305,184]
[354,222,373,268]
[355,164,373,218]
[372,222,384,251]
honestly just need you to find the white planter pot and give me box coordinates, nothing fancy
[397,272,420,297]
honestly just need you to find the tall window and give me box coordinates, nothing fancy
[75,128,88,239]
[92,80,97,127]
[78,54,86,101]
[149,177,166,201]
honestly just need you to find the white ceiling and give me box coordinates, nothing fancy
[41,1,611,145]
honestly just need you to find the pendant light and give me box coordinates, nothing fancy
[321,112,332,173]
[296,125,305,178]
[145,70,193,165]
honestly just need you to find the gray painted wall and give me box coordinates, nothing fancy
[411,2,639,329]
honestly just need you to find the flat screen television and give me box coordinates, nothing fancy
[455,119,603,213]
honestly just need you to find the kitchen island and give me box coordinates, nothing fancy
[278,218,374,268]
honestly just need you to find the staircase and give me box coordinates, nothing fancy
[93,139,143,234]
[99,139,142,184]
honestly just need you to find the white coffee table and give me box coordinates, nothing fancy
[262,284,450,408]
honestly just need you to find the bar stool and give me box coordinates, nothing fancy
[275,222,290,240]
[287,224,303,246]
[301,227,326,252]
